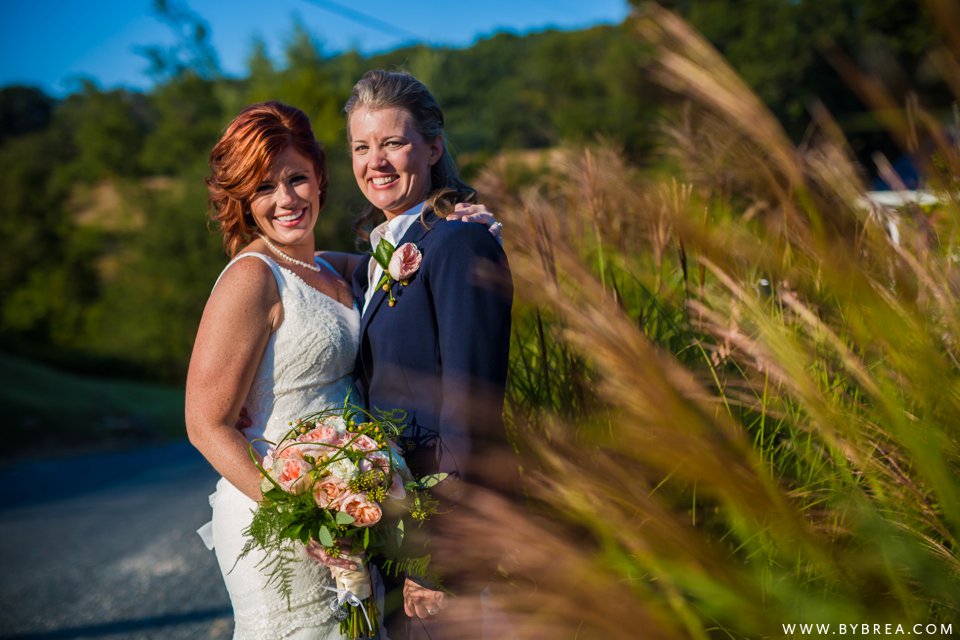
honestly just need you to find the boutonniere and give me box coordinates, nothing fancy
[372,240,422,307]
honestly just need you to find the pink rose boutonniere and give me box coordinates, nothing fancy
[372,240,422,307]
[388,243,422,281]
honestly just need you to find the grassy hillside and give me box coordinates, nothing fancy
[0,352,185,460]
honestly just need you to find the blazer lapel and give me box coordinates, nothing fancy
[360,280,389,338]
[351,255,371,304]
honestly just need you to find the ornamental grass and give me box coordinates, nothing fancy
[429,4,960,638]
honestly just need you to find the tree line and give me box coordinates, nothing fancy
[0,1,945,382]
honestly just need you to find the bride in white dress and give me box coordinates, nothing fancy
[186,101,358,639]
[186,101,496,639]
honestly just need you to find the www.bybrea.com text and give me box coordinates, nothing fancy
[782,623,953,636]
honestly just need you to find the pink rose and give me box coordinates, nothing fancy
[275,458,312,494]
[298,423,337,444]
[387,469,407,500]
[313,476,348,509]
[275,441,307,459]
[388,243,422,281]
[359,451,390,475]
[295,424,343,459]
[340,494,383,527]
[349,434,380,453]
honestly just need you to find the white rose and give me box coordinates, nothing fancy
[327,456,359,481]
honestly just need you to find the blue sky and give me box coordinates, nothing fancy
[1,0,631,96]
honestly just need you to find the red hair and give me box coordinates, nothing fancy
[206,102,328,256]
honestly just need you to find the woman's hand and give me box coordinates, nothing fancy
[304,539,359,571]
[403,578,447,619]
[447,202,503,242]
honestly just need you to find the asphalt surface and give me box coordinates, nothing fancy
[0,440,233,639]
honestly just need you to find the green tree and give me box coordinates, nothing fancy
[241,37,279,105]
[638,0,943,145]
[54,82,150,181]
[0,128,101,351]
[276,21,345,145]
[81,174,224,380]
[138,72,225,175]
[0,86,54,144]
[137,0,220,82]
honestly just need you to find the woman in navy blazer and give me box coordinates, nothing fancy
[345,70,513,635]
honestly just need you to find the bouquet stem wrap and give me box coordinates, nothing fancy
[331,561,371,603]
[325,557,378,639]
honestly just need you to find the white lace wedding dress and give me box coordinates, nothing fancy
[200,252,360,640]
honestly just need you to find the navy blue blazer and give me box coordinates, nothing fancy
[351,212,513,481]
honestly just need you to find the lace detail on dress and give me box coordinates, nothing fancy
[219,252,360,455]
[229,541,338,638]
[207,252,360,640]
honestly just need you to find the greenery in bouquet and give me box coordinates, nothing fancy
[239,401,446,640]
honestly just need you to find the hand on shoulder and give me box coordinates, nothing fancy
[446,202,503,244]
[432,215,506,256]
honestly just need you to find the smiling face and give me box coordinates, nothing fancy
[348,106,443,220]
[249,146,321,249]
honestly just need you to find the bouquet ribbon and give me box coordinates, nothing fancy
[326,563,373,630]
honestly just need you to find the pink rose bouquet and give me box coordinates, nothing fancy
[241,401,445,640]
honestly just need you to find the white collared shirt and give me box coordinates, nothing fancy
[363,202,424,314]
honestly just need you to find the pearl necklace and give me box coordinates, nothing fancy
[258,234,321,272]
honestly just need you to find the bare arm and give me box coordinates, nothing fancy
[185,257,282,502]
[316,251,364,281]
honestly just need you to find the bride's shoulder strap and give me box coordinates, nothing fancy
[212,251,283,292]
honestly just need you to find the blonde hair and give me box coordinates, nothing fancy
[345,70,476,240]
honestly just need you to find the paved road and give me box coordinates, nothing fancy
[0,441,233,639]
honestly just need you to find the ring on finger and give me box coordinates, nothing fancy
[427,607,439,615]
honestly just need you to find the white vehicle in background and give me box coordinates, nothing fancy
[859,189,941,246]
